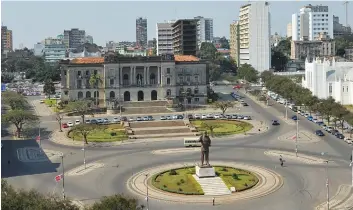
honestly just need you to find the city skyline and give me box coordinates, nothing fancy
[1,1,352,48]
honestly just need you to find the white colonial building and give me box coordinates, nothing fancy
[302,57,353,105]
[60,55,208,107]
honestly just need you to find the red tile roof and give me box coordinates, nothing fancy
[174,55,200,62]
[71,57,104,64]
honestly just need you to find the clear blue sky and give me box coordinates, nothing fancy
[1,1,352,49]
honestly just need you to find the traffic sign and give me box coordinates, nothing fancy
[36,136,40,142]
[55,174,63,182]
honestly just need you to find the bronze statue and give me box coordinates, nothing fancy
[199,131,211,166]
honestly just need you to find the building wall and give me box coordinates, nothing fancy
[287,23,292,38]
[229,21,240,66]
[194,16,214,49]
[291,39,335,60]
[172,20,198,56]
[63,29,86,49]
[136,17,148,48]
[61,61,208,105]
[156,22,174,55]
[239,2,270,72]
[1,26,13,53]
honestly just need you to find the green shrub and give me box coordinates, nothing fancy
[176,182,181,186]
[163,185,167,188]
[180,179,185,183]
[169,169,177,175]
[178,188,183,192]
[232,173,239,180]
[222,167,228,172]
[110,132,117,136]
[215,172,220,176]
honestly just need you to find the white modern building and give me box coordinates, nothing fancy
[291,4,333,41]
[33,42,45,56]
[156,21,174,55]
[238,2,271,72]
[43,37,66,64]
[302,57,353,105]
[194,16,214,49]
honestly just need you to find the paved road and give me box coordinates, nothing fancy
[1,91,352,210]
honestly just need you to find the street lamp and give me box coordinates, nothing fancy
[321,152,330,210]
[285,99,288,120]
[145,174,149,210]
[295,106,299,157]
[350,150,353,187]
[82,142,86,170]
[61,155,66,200]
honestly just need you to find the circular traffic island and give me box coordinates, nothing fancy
[190,120,253,136]
[127,161,283,204]
[68,124,128,142]
[151,166,258,195]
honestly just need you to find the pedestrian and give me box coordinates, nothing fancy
[279,155,284,167]
[212,197,215,206]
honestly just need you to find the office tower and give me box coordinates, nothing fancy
[156,21,174,55]
[172,19,198,56]
[136,17,148,48]
[63,28,86,49]
[194,16,214,49]
[1,26,13,53]
[230,21,240,66]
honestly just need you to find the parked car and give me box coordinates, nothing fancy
[177,115,184,119]
[241,102,249,106]
[166,116,172,120]
[206,114,213,119]
[90,119,98,124]
[325,126,334,133]
[113,117,120,123]
[336,133,345,139]
[312,119,319,123]
[187,114,193,119]
[121,117,127,122]
[128,117,134,122]
[307,116,313,121]
[103,118,109,123]
[272,120,280,126]
[143,116,149,121]
[291,115,298,121]
[243,116,251,120]
[85,119,91,124]
[97,118,103,124]
[148,116,153,121]
[62,123,68,128]
[201,114,207,119]
[40,99,44,104]
[225,115,232,119]
[237,115,244,119]
[194,114,201,119]
[136,117,142,121]
[214,114,220,119]
[231,114,238,119]
[344,137,352,144]
[315,130,325,136]
[75,119,80,125]
[160,116,166,120]
[172,115,178,120]
[67,121,74,127]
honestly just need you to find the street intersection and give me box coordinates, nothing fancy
[1,85,353,210]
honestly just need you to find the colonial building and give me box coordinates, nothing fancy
[60,55,208,107]
[302,57,353,105]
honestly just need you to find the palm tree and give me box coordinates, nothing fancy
[89,73,103,108]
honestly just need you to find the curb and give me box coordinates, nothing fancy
[264,150,328,165]
[277,130,320,144]
[126,161,283,204]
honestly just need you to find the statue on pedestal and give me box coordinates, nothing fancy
[199,131,211,166]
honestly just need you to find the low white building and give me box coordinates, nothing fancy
[302,57,353,105]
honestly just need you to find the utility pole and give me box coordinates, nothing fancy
[82,140,86,170]
[285,100,288,120]
[350,150,353,187]
[325,160,329,210]
[145,174,149,210]
[61,155,65,200]
[343,1,349,27]
[38,122,41,149]
[295,108,299,157]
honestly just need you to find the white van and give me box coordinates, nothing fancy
[184,137,201,147]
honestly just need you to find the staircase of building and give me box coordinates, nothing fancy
[192,175,231,196]
[129,120,199,139]
[121,101,172,114]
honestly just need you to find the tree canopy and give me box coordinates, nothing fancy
[237,64,258,83]
[334,34,353,57]
[43,80,56,98]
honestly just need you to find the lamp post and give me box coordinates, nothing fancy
[285,100,288,120]
[350,150,353,187]
[61,155,66,200]
[321,152,330,210]
[295,107,299,157]
[82,141,86,170]
[145,174,149,210]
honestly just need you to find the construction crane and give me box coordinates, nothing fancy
[343,1,349,27]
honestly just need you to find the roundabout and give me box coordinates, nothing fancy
[127,161,283,204]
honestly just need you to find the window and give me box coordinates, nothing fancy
[179,76,183,83]
[64,71,67,76]
[329,83,332,94]
[187,76,191,82]
[167,68,170,74]
[110,79,114,86]
[86,70,89,76]
[326,14,328,17]
[343,86,345,92]
[64,91,68,95]
[167,78,171,85]
[194,98,199,102]
[347,86,349,92]
[77,71,81,76]
[94,70,97,75]
[194,88,199,94]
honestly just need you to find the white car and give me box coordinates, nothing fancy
[85,119,91,124]
[128,117,134,122]
[103,118,109,123]
[113,117,120,123]
[39,99,44,104]
[344,138,352,144]
[160,116,166,120]
[206,114,213,119]
[166,116,172,120]
[75,120,80,125]
[172,115,178,120]
[243,116,252,120]
[214,114,220,119]
[312,119,319,123]
[97,118,103,124]
[201,114,207,119]
[194,114,201,119]
[67,121,74,127]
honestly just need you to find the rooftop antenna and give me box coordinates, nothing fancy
[343,1,349,27]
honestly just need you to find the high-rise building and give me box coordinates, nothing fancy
[156,21,174,55]
[136,17,148,48]
[238,2,271,72]
[1,26,13,53]
[85,35,94,44]
[194,16,214,49]
[291,4,333,41]
[172,19,198,56]
[287,23,292,38]
[43,37,66,64]
[63,28,86,49]
[229,21,240,66]
[333,15,352,37]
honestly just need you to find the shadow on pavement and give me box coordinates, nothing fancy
[1,138,60,178]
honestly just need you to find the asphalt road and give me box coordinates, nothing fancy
[1,88,352,210]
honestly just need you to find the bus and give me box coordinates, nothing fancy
[184,137,201,147]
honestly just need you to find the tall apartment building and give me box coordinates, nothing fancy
[156,21,174,55]
[63,28,86,49]
[43,37,66,64]
[172,19,198,56]
[291,4,333,41]
[287,23,292,38]
[1,26,13,54]
[194,16,214,49]
[136,17,148,48]
[238,2,271,72]
[85,35,94,44]
[333,15,352,37]
[229,21,240,66]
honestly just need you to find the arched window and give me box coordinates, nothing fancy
[86,91,91,98]
[78,91,83,99]
[109,91,115,98]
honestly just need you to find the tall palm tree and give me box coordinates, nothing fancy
[89,73,103,108]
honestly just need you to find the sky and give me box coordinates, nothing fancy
[1,1,352,49]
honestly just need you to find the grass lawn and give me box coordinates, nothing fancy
[214,166,258,191]
[344,105,353,113]
[190,120,253,136]
[44,99,57,106]
[152,167,204,195]
[68,124,128,142]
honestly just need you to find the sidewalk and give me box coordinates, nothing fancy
[49,120,269,148]
[30,99,54,117]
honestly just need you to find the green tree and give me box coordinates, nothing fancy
[43,80,56,99]
[2,110,38,138]
[333,105,350,132]
[318,97,337,125]
[70,124,100,144]
[212,101,234,115]
[219,37,230,49]
[208,63,221,81]
[65,100,93,123]
[89,73,103,107]
[334,35,353,56]
[237,64,258,83]
[201,122,219,137]
[89,194,145,210]
[1,180,79,210]
[199,42,217,60]
[271,50,288,71]
[2,91,29,110]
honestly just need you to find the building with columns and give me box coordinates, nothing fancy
[302,57,353,105]
[59,55,208,106]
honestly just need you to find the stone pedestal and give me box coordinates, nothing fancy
[195,165,216,178]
